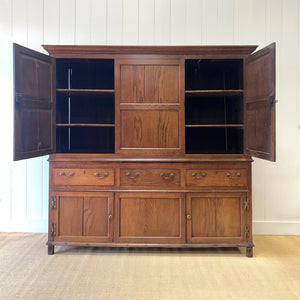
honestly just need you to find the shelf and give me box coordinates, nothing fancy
[56,123,115,127]
[56,89,115,96]
[185,124,244,128]
[185,90,243,97]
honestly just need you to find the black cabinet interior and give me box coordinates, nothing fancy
[56,59,114,89]
[185,96,243,125]
[185,59,243,90]
[56,94,114,124]
[185,127,243,154]
[55,58,115,153]
[185,59,244,154]
[56,127,115,153]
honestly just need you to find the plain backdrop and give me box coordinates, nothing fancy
[0,0,299,235]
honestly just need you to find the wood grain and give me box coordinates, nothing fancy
[120,110,179,149]
[116,192,185,244]
[84,197,109,237]
[59,196,83,236]
[187,193,245,243]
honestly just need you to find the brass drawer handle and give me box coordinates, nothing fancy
[94,172,109,179]
[226,172,241,179]
[59,172,75,177]
[192,172,206,179]
[160,172,174,180]
[187,214,191,220]
[126,172,140,179]
[108,214,113,220]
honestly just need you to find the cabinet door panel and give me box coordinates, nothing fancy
[59,196,83,237]
[191,197,216,237]
[245,43,276,161]
[120,110,179,149]
[216,197,241,237]
[14,43,56,160]
[84,197,109,237]
[116,193,185,243]
[187,193,245,243]
[54,193,113,243]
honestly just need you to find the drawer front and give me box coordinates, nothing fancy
[53,168,115,186]
[120,168,180,187]
[185,169,247,187]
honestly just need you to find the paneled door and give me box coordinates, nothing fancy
[186,192,247,244]
[115,192,185,244]
[50,192,114,243]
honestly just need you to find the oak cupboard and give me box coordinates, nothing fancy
[13,43,276,257]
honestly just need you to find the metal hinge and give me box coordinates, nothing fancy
[50,223,56,237]
[245,224,250,238]
[244,198,249,211]
[50,196,57,210]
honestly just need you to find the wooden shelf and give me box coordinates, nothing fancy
[56,123,115,127]
[185,124,244,128]
[185,90,243,97]
[56,89,114,96]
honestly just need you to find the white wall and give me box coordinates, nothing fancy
[0,0,299,234]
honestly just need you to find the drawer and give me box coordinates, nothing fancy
[185,169,247,187]
[53,168,115,186]
[120,168,180,187]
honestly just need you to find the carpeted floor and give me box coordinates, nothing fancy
[0,233,299,299]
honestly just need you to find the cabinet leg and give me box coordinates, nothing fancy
[48,244,54,255]
[246,246,253,258]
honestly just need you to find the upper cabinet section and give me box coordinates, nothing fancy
[14,44,276,161]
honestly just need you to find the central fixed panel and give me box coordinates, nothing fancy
[115,56,185,156]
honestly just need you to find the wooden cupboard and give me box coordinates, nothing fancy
[13,43,276,257]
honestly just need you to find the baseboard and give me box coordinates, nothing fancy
[253,221,300,235]
[0,219,48,233]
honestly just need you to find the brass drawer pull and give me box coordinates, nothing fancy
[108,214,113,220]
[226,172,241,179]
[59,172,75,177]
[94,172,109,179]
[126,172,140,179]
[160,172,174,180]
[186,214,192,220]
[192,172,206,179]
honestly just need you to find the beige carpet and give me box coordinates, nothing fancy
[0,233,299,300]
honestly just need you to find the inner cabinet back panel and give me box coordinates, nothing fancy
[56,127,115,153]
[185,59,243,90]
[186,127,243,154]
[56,94,114,124]
[56,59,114,89]
[185,96,243,125]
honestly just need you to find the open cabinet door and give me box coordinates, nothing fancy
[245,43,276,161]
[14,43,56,161]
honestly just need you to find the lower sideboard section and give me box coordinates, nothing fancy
[48,190,253,257]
